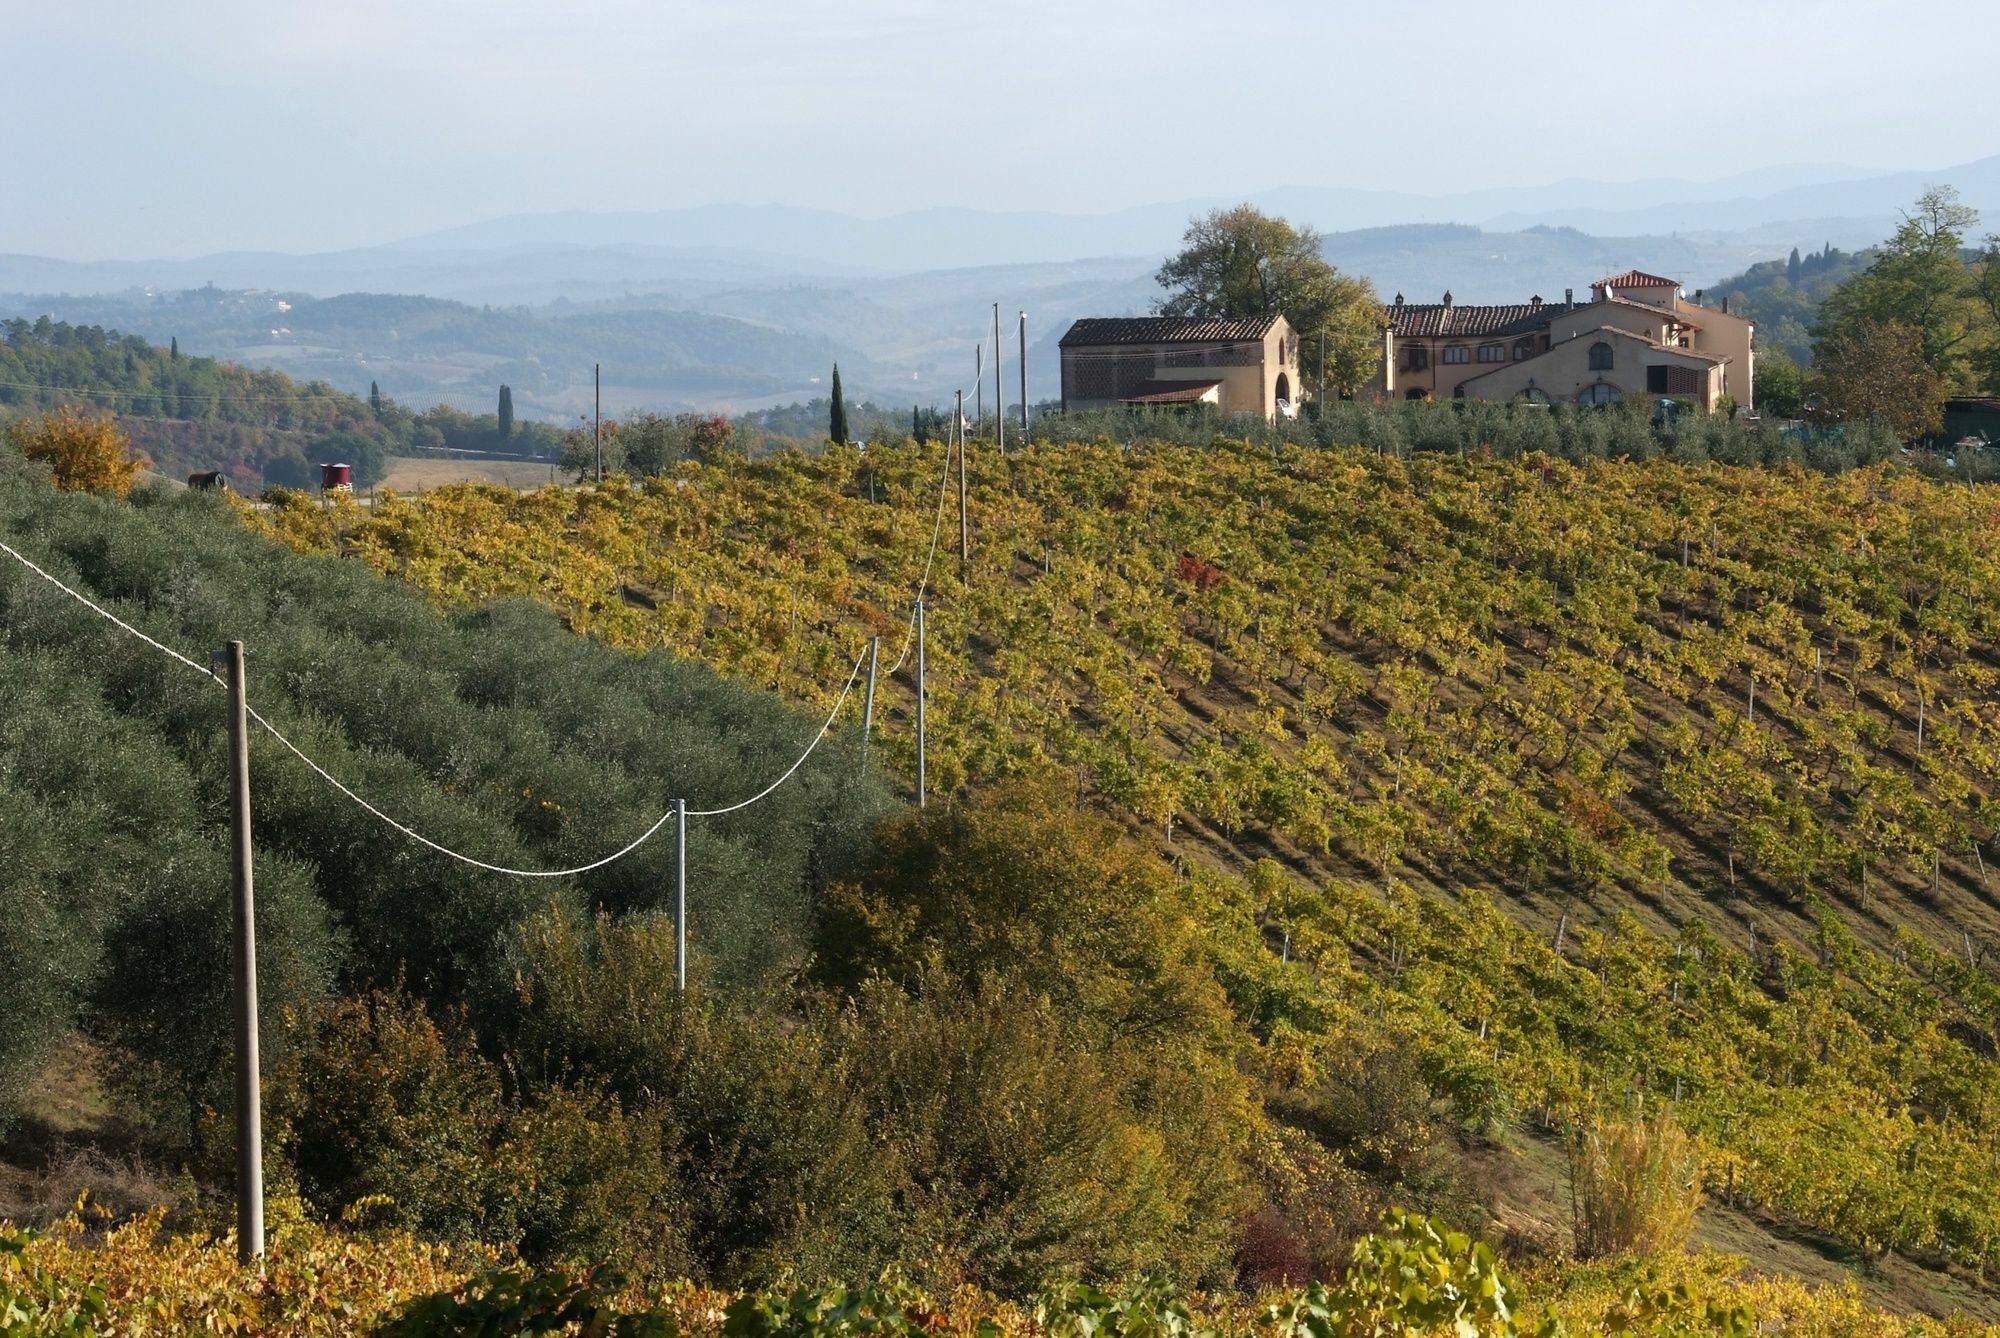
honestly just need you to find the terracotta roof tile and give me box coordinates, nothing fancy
[1386,302,1553,338]
[1060,315,1281,347]
[1592,270,1680,291]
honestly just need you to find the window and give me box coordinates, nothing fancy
[1587,341,1614,371]
[1442,344,1471,364]
[1577,382,1623,407]
[1402,344,1429,371]
[1478,343,1505,363]
[1647,365,1701,395]
[1514,338,1536,361]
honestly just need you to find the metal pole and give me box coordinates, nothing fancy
[994,304,1005,454]
[673,798,687,994]
[957,390,968,564]
[861,636,879,762]
[223,640,264,1266]
[1018,310,1028,436]
[975,344,983,437]
[593,363,602,483]
[915,597,927,808]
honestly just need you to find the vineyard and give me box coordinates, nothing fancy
[257,440,2000,957]
[226,438,2000,1292]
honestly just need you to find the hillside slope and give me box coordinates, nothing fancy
[262,442,2000,967]
[236,439,2000,1294]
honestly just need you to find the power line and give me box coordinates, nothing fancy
[0,533,865,876]
[885,439,955,677]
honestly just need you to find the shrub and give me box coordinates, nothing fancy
[1568,1111,1702,1260]
[5,411,140,495]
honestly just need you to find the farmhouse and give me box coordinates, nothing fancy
[1368,270,1756,413]
[1058,314,1302,421]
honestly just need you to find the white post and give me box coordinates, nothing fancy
[915,598,927,807]
[674,798,687,994]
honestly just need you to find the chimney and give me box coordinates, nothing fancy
[1565,288,1574,310]
[1393,292,1404,309]
[1722,295,1730,314]
[1530,294,1543,311]
[1694,289,1704,307]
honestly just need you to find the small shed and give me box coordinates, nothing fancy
[319,462,353,491]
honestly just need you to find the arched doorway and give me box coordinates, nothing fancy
[1274,371,1291,408]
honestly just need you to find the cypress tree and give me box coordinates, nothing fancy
[369,381,383,416]
[169,336,178,361]
[1786,247,1802,285]
[498,385,514,440]
[829,365,849,445]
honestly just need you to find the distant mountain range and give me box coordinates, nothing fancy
[2,155,1992,413]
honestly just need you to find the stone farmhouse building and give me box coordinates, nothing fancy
[1058,314,1303,421]
[1367,271,1755,413]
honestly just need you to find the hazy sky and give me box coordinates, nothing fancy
[4,0,1996,259]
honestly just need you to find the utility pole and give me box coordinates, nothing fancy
[223,641,264,1266]
[957,389,968,564]
[1018,310,1028,436]
[994,304,1005,454]
[593,363,603,483]
[673,798,687,994]
[975,344,983,438]
[915,597,927,808]
[1319,330,1327,408]
[861,636,880,763]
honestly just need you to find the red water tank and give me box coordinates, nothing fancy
[320,462,353,490]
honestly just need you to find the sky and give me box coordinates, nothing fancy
[3,0,1998,260]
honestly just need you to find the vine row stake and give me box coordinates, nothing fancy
[222,640,265,1265]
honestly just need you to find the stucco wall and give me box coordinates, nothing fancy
[1456,330,1723,410]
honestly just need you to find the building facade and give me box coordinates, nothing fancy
[1368,271,1755,413]
[1059,314,1302,420]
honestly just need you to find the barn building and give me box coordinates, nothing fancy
[1058,314,1302,420]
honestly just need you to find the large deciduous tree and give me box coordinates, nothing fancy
[1807,321,1945,440]
[1816,187,1982,389]
[1155,205,1381,397]
[6,410,140,494]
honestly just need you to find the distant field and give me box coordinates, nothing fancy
[378,455,560,491]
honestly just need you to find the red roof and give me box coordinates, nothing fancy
[1060,315,1281,347]
[1592,270,1679,291]
[1386,302,1553,338]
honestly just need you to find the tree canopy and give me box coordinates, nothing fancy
[1155,205,1381,397]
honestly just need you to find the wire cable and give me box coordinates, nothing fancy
[0,533,860,874]
[884,438,955,676]
[687,642,867,817]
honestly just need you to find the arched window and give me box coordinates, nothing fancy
[1517,387,1550,404]
[1587,341,1614,371]
[1577,382,1623,407]
[1477,342,1505,363]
